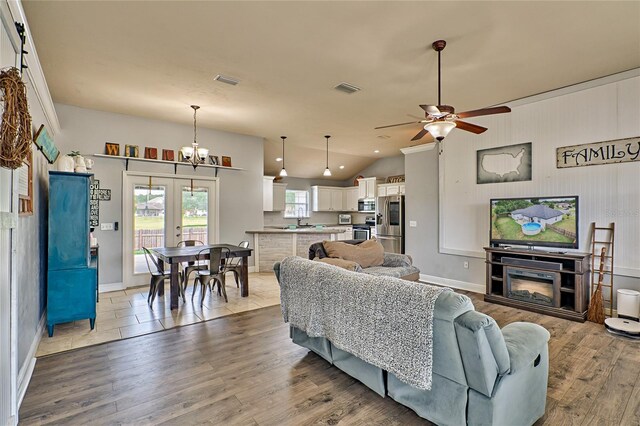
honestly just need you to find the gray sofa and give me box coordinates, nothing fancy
[274,261,550,426]
[308,240,420,281]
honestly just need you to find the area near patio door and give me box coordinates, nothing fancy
[123,172,219,287]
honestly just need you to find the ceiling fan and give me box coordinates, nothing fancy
[375,40,511,142]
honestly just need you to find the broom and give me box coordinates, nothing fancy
[587,247,607,324]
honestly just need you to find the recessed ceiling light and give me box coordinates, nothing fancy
[339,165,345,169]
[275,157,282,162]
[334,82,361,94]
[213,74,240,85]
[374,150,380,153]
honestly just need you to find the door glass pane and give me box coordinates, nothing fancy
[134,185,166,274]
[181,186,208,245]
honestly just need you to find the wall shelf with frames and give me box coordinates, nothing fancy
[91,154,244,177]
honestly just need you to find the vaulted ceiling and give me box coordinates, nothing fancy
[23,1,640,179]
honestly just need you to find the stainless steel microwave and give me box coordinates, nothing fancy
[358,199,375,212]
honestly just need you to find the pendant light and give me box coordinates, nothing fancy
[279,136,288,177]
[180,105,209,169]
[323,135,332,177]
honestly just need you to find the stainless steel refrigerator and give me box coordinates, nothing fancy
[375,195,404,254]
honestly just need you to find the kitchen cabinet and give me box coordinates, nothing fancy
[335,226,353,241]
[263,176,287,211]
[358,177,377,199]
[377,183,405,197]
[342,186,359,212]
[311,186,344,211]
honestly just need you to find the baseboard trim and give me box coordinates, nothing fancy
[419,274,485,294]
[17,312,45,408]
[99,282,125,293]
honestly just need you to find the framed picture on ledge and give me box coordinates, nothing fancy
[209,155,219,165]
[221,156,232,167]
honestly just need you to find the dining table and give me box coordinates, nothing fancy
[150,243,253,310]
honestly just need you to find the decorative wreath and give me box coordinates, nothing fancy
[0,67,32,170]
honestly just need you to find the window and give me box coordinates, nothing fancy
[284,190,309,218]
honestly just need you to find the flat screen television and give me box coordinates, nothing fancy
[490,196,579,249]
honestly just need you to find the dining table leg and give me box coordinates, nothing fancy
[157,260,165,296]
[170,263,179,309]
[240,255,249,297]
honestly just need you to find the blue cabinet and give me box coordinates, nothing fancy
[47,171,97,337]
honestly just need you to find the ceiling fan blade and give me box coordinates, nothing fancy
[420,105,441,116]
[455,120,488,134]
[411,128,429,141]
[374,121,420,130]
[456,106,511,119]
[407,113,425,120]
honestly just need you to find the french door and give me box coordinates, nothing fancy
[122,172,219,287]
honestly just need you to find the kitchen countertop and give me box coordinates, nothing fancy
[246,227,347,234]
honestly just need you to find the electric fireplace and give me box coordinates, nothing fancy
[505,267,561,308]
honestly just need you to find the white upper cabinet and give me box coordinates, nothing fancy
[358,177,377,199]
[263,176,287,211]
[343,187,359,212]
[330,189,343,211]
[377,182,405,197]
[311,186,347,211]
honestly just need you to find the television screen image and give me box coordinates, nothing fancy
[490,196,578,249]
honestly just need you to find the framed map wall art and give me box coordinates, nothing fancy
[476,142,532,184]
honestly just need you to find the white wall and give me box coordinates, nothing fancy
[54,104,264,286]
[347,154,404,183]
[405,72,640,300]
[439,75,640,277]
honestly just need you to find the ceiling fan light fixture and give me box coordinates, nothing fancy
[424,121,456,141]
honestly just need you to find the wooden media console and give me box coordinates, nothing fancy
[484,246,591,322]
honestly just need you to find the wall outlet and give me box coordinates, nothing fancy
[409,220,417,227]
[463,261,469,269]
[100,223,114,231]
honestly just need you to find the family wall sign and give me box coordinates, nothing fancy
[556,136,640,168]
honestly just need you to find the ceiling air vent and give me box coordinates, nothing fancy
[334,82,361,94]
[213,74,240,86]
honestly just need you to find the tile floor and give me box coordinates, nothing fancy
[36,272,281,357]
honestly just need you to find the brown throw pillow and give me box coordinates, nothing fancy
[314,257,361,272]
[323,239,384,268]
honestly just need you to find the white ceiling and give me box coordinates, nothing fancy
[23,1,640,179]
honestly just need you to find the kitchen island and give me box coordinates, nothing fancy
[246,227,349,272]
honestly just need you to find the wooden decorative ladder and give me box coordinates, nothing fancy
[590,222,615,318]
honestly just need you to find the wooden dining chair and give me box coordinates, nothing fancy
[192,247,231,305]
[177,239,205,300]
[142,247,171,306]
[223,240,250,288]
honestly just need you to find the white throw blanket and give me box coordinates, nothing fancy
[279,256,449,390]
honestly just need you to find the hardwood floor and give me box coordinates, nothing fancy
[20,290,640,425]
